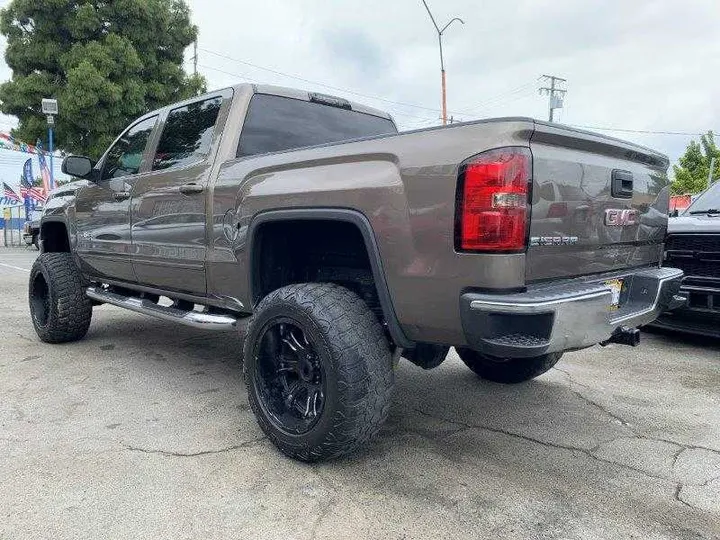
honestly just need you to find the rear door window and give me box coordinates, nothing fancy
[152,97,222,171]
[237,94,397,157]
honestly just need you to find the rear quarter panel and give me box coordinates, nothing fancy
[208,119,534,345]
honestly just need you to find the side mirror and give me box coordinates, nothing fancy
[61,155,94,179]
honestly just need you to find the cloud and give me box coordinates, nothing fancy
[319,27,386,78]
[1,0,719,166]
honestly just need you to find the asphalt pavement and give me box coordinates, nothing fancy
[1,248,719,539]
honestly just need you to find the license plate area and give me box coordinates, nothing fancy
[605,279,624,310]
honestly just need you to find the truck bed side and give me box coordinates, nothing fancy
[208,118,535,345]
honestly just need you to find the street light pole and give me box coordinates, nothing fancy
[41,98,58,190]
[421,0,464,126]
[48,120,54,188]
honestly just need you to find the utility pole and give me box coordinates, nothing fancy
[708,156,716,187]
[539,75,567,122]
[421,0,464,126]
[192,40,198,75]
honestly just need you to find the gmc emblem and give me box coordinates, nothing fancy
[604,209,639,226]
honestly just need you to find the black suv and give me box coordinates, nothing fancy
[651,182,720,337]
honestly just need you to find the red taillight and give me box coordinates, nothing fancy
[456,147,531,252]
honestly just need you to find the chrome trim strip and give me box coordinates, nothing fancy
[678,284,720,293]
[469,289,610,310]
[86,286,238,330]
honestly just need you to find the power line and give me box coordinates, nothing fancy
[455,81,538,115]
[569,125,713,136]
[198,64,257,83]
[194,62,720,136]
[198,47,545,122]
[197,62,441,122]
[199,47,445,114]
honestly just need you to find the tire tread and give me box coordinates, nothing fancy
[244,283,394,461]
[456,347,561,384]
[29,253,92,343]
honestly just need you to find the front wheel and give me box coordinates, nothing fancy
[455,348,562,384]
[244,283,394,462]
[29,253,92,343]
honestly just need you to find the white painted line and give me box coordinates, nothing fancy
[0,262,30,272]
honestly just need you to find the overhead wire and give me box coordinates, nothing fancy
[199,47,446,114]
[195,59,715,136]
[568,125,713,136]
[197,47,545,121]
[197,61,441,122]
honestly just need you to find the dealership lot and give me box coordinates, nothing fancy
[1,248,718,539]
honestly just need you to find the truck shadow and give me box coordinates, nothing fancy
[642,326,720,351]
[80,307,665,465]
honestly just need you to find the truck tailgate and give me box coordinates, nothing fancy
[527,122,670,282]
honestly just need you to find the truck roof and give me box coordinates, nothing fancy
[140,83,394,124]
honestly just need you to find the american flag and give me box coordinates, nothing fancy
[36,148,52,193]
[2,182,22,203]
[20,159,46,203]
[20,177,46,204]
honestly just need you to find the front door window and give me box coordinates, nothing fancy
[101,116,158,180]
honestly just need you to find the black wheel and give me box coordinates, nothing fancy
[29,253,92,343]
[244,283,394,462]
[455,347,562,384]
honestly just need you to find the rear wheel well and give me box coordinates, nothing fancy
[252,219,386,330]
[41,222,70,253]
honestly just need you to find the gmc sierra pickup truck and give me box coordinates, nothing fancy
[29,83,683,461]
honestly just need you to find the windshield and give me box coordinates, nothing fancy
[685,182,720,214]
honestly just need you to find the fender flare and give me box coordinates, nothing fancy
[39,216,73,253]
[246,208,413,348]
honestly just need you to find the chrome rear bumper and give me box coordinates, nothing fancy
[460,267,684,357]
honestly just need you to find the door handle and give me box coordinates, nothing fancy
[179,183,204,195]
[113,191,130,201]
[611,170,633,199]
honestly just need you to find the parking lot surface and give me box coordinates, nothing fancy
[1,248,719,539]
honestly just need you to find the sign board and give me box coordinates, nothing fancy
[46,115,55,125]
[41,98,58,115]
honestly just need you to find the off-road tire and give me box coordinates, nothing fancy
[455,347,562,384]
[244,283,394,462]
[29,253,92,343]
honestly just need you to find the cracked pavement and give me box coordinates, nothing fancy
[1,248,719,539]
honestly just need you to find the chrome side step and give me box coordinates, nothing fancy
[86,286,239,331]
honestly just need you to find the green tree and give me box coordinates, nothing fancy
[672,131,720,195]
[0,0,206,158]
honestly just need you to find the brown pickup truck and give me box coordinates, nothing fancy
[30,83,683,461]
